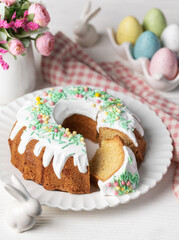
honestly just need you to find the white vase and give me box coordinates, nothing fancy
[0,43,36,105]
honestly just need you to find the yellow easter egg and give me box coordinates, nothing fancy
[116,16,143,45]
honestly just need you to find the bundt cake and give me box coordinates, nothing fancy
[9,86,146,195]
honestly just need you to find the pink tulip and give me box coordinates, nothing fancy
[36,32,55,56]
[28,3,50,27]
[8,39,25,56]
[1,0,16,6]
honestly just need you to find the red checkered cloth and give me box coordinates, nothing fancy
[42,32,179,199]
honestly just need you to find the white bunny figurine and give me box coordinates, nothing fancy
[73,0,101,47]
[4,175,42,233]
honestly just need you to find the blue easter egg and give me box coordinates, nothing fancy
[133,31,161,59]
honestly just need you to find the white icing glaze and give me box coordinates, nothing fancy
[98,146,139,196]
[53,98,99,123]
[10,86,144,185]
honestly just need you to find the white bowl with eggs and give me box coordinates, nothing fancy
[107,27,179,92]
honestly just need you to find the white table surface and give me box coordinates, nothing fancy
[0,0,179,239]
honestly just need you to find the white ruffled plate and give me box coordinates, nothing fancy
[0,87,173,211]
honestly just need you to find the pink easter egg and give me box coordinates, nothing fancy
[149,47,178,80]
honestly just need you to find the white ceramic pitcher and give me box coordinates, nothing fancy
[0,43,36,105]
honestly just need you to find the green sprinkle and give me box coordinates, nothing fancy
[128,156,133,164]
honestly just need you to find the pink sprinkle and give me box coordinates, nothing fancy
[108,98,113,101]
[114,181,119,187]
[79,94,83,98]
[126,181,131,186]
[43,91,48,96]
[49,125,53,128]
[37,114,42,119]
[44,99,47,103]
[32,126,36,130]
[76,93,79,98]
[39,119,43,124]
[54,128,58,133]
[59,89,63,92]
[50,101,55,106]
[96,99,101,104]
[63,133,67,137]
[114,190,118,195]
[121,181,125,186]
[84,87,88,92]
[107,182,111,187]
[103,88,107,92]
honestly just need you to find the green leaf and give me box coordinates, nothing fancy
[0,31,7,41]
[21,2,30,10]
[27,13,34,22]
[0,3,5,20]
[14,27,49,39]
[21,38,30,48]
[1,28,16,39]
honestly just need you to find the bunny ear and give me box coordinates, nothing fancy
[84,7,101,23]
[4,184,28,202]
[80,0,91,20]
[11,175,30,199]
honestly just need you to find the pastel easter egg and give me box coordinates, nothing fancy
[133,31,161,59]
[149,47,178,80]
[116,16,143,45]
[161,24,179,53]
[143,8,167,38]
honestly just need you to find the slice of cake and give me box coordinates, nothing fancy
[90,136,139,196]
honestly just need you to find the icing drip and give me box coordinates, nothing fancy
[98,146,139,196]
[10,86,144,183]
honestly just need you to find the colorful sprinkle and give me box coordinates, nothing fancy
[126,181,131,186]
[54,128,58,133]
[36,96,41,101]
[96,99,101,104]
[95,92,101,97]
[43,91,48,96]
[84,87,88,92]
[59,89,63,92]
[121,181,125,185]
[50,101,55,106]
[114,181,119,187]
[32,126,36,130]
[92,103,96,108]
[114,190,118,195]
[107,182,111,187]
